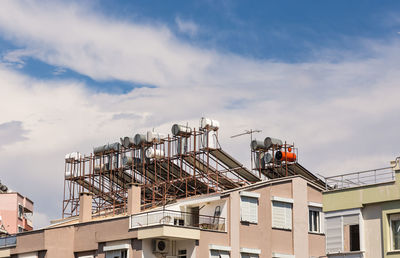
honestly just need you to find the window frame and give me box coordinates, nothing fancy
[308,206,323,233]
[390,213,400,251]
[325,209,363,254]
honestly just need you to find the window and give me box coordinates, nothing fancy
[105,250,127,258]
[210,250,230,258]
[309,207,322,233]
[272,201,292,230]
[178,249,187,258]
[18,204,23,218]
[18,226,24,233]
[325,212,361,253]
[240,192,260,224]
[390,213,400,251]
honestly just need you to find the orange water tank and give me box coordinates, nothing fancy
[275,151,297,162]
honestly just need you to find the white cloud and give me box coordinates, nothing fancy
[0,1,399,225]
[175,17,199,37]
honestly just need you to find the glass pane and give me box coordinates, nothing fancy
[393,219,400,250]
[314,211,319,232]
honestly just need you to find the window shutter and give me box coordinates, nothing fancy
[343,215,359,225]
[272,201,292,229]
[326,216,343,253]
[241,196,258,223]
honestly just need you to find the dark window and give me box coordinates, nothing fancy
[178,249,187,258]
[349,224,360,251]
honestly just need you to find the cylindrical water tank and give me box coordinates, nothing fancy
[264,152,273,163]
[0,184,8,192]
[146,131,166,143]
[275,151,297,162]
[200,117,220,130]
[121,137,134,148]
[134,134,146,145]
[65,152,82,161]
[171,124,192,136]
[255,152,265,169]
[264,137,283,149]
[107,142,120,152]
[145,147,165,159]
[251,140,266,151]
[93,145,108,155]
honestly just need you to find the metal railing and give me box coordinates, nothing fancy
[130,209,226,232]
[324,166,395,191]
[0,235,16,248]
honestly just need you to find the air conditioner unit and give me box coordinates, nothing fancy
[153,239,169,253]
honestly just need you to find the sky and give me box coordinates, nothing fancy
[0,0,400,228]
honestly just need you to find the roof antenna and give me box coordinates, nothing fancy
[231,129,262,171]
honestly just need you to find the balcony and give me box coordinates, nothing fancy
[0,235,16,248]
[130,209,226,240]
[131,209,225,231]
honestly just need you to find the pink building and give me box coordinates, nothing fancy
[0,192,34,235]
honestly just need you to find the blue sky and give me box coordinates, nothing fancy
[2,1,400,92]
[0,0,400,228]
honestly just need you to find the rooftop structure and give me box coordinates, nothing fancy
[62,118,324,219]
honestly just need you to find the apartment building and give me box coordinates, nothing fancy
[323,158,400,258]
[2,175,325,258]
[0,192,34,235]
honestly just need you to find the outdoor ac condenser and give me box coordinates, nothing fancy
[152,239,169,253]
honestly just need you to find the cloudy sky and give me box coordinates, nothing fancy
[0,0,400,228]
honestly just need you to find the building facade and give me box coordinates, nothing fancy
[0,193,34,235]
[1,175,325,258]
[323,158,400,258]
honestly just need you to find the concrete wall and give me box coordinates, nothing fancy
[363,203,383,258]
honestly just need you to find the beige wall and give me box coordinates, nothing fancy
[11,231,45,254]
[44,226,74,258]
[363,203,383,258]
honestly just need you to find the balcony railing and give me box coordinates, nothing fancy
[0,235,16,248]
[324,166,395,191]
[130,209,226,232]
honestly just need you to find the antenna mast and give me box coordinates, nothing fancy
[231,129,262,171]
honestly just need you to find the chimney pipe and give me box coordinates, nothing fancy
[79,192,93,223]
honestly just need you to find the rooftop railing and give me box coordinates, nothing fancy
[0,235,16,248]
[130,209,226,232]
[324,166,395,191]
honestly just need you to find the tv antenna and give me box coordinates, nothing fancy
[231,129,262,171]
